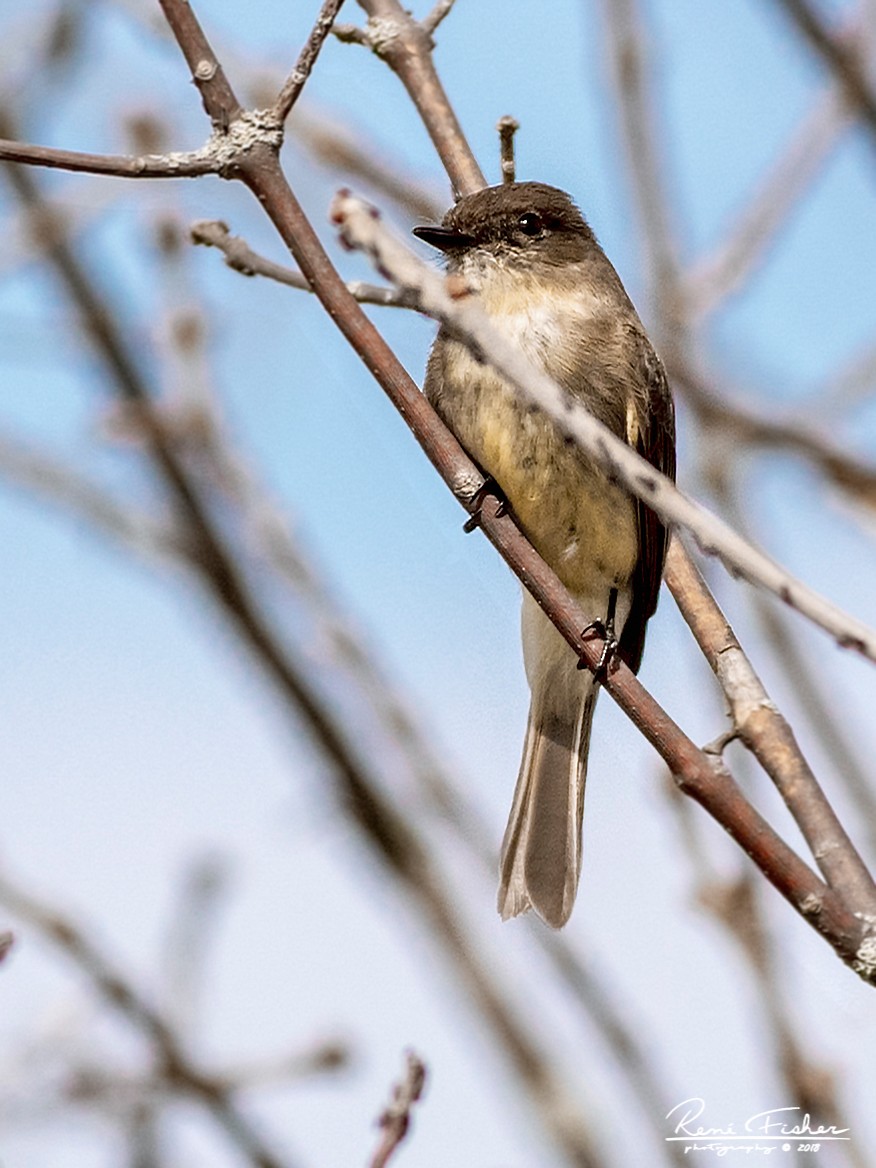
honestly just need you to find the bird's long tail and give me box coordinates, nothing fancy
[498,595,598,928]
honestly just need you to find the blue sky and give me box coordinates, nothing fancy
[2,0,876,1164]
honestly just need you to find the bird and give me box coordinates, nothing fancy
[414,181,676,928]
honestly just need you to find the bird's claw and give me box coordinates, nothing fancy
[463,478,508,533]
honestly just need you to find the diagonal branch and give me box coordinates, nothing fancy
[343,0,485,195]
[769,0,876,144]
[273,0,346,123]
[0,871,299,1168]
[664,540,876,915]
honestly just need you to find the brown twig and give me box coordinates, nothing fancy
[0,136,222,177]
[368,1051,427,1168]
[191,218,412,305]
[664,539,876,916]
[273,0,346,123]
[344,0,485,195]
[497,115,519,184]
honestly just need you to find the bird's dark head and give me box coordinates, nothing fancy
[413,182,597,272]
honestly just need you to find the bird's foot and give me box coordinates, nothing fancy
[463,478,508,533]
[577,588,620,681]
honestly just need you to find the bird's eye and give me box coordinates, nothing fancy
[517,212,544,236]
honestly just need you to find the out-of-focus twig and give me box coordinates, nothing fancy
[191,219,412,305]
[368,1051,427,1168]
[293,111,443,220]
[0,871,300,1168]
[683,86,852,318]
[769,0,876,143]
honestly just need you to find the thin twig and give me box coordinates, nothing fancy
[0,872,299,1168]
[191,219,412,305]
[0,136,222,177]
[497,115,519,185]
[368,1051,427,1168]
[273,0,346,122]
[421,0,456,36]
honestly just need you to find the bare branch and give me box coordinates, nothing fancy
[347,0,485,195]
[421,0,457,36]
[664,540,876,916]
[0,136,222,178]
[368,1051,427,1168]
[273,0,346,123]
[769,0,876,145]
[497,115,519,185]
[191,218,413,306]
[683,86,851,317]
[0,871,300,1168]
[293,111,443,220]
[0,431,181,559]
[0,931,13,963]
[330,190,876,665]
[670,360,876,513]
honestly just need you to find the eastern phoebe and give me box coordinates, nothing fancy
[414,182,676,928]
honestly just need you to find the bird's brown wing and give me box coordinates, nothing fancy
[618,338,676,674]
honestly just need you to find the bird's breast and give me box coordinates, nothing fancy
[429,291,639,597]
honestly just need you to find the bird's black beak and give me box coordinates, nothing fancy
[412,224,475,252]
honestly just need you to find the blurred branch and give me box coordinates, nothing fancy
[769,0,876,143]
[0,430,181,558]
[272,0,346,122]
[368,1051,427,1168]
[191,218,413,306]
[293,110,443,220]
[683,86,851,318]
[670,361,876,513]
[161,855,230,1034]
[0,871,300,1168]
[339,0,485,195]
[600,0,682,315]
[664,540,876,915]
